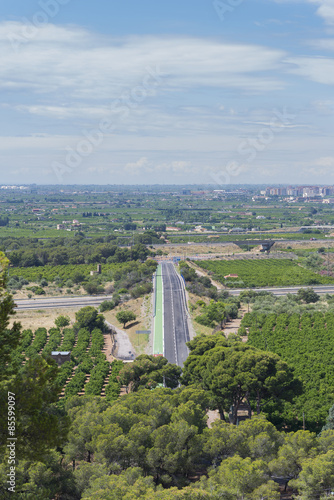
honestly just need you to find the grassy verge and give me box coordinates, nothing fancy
[103,295,152,354]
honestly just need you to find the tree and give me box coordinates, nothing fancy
[289,450,334,500]
[100,300,115,312]
[5,356,69,461]
[181,334,301,424]
[297,287,320,304]
[147,420,203,482]
[269,430,317,480]
[84,280,105,295]
[322,404,334,432]
[89,387,208,484]
[0,252,70,466]
[64,396,109,466]
[203,420,239,466]
[55,315,70,329]
[251,482,280,500]
[0,255,21,381]
[203,415,283,470]
[195,300,226,329]
[236,415,283,463]
[199,455,278,500]
[116,310,136,328]
[317,429,334,455]
[75,306,105,332]
[81,467,158,500]
[119,355,181,391]
[0,450,78,500]
[72,270,85,284]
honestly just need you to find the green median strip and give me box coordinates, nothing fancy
[153,265,164,356]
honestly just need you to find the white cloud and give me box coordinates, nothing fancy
[0,22,285,100]
[125,157,151,173]
[13,104,111,119]
[124,157,193,176]
[316,156,334,167]
[273,0,334,25]
[309,0,334,25]
[285,55,334,84]
[312,99,334,113]
[311,38,334,51]
[0,19,333,184]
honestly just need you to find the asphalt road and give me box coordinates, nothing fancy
[14,282,334,313]
[228,285,334,296]
[14,294,113,311]
[161,262,190,367]
[153,238,334,248]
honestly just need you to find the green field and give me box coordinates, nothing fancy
[244,311,334,432]
[197,258,334,288]
[10,262,126,282]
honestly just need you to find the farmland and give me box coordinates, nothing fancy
[11,319,124,405]
[197,258,334,288]
[243,311,334,432]
[2,184,334,246]
[10,262,126,283]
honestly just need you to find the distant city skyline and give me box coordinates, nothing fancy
[0,1,334,185]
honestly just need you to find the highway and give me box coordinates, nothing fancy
[153,238,334,249]
[14,294,113,311]
[13,282,334,313]
[161,262,190,367]
[228,285,334,296]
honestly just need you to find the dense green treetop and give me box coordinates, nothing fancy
[119,354,182,391]
[182,333,301,424]
[116,310,137,328]
[245,311,334,431]
[0,252,69,465]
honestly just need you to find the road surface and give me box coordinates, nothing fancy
[161,262,190,367]
[228,285,334,296]
[14,295,113,311]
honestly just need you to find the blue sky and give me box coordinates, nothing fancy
[0,0,334,185]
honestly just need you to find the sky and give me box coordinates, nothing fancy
[0,0,334,186]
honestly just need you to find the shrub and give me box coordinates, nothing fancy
[19,329,34,350]
[57,361,75,387]
[105,360,123,402]
[65,371,86,397]
[59,328,76,351]
[25,328,48,357]
[84,361,110,396]
[43,328,62,355]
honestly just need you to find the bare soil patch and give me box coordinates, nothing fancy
[162,243,243,258]
[9,307,78,331]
